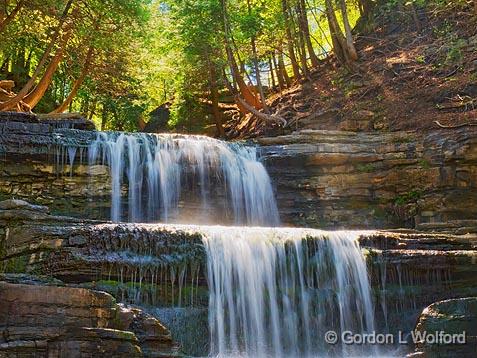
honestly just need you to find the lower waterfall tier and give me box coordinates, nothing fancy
[2,199,477,356]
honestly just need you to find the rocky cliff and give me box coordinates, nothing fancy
[2,112,477,230]
[1,112,477,356]
[258,128,477,230]
[0,277,179,357]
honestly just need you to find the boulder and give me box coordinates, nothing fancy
[412,297,477,357]
[0,281,179,357]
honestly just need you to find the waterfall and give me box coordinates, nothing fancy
[86,132,279,226]
[202,227,376,357]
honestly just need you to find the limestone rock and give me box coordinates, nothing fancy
[1,112,477,230]
[257,127,477,229]
[413,297,477,357]
[117,304,180,357]
[0,281,179,357]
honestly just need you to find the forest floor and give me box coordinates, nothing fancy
[231,1,477,138]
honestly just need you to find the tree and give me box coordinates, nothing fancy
[51,45,94,113]
[281,0,301,79]
[0,0,25,33]
[0,0,74,111]
[325,0,358,69]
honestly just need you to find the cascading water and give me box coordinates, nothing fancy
[202,227,376,357]
[58,130,382,357]
[86,132,280,226]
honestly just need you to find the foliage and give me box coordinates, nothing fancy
[394,190,421,206]
[0,0,367,132]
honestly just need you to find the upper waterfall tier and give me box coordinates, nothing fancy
[86,132,280,226]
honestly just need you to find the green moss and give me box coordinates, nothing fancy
[356,163,379,173]
[394,190,421,206]
[418,159,431,169]
[3,256,28,274]
[372,206,388,219]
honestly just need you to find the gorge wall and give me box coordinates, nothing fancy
[1,112,477,231]
[258,128,477,230]
[1,112,477,356]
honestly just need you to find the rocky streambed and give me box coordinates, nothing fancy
[1,199,477,356]
[1,112,477,356]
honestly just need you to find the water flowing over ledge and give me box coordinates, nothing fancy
[86,132,280,226]
[203,227,376,357]
[2,200,477,357]
[1,115,477,357]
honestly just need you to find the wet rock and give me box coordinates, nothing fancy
[1,113,477,229]
[257,127,477,229]
[0,200,207,307]
[413,297,477,357]
[117,304,180,357]
[0,281,179,357]
[0,282,141,357]
[0,199,49,213]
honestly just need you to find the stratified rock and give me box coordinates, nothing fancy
[0,199,49,213]
[0,111,95,130]
[0,199,207,307]
[0,282,142,357]
[0,114,476,229]
[0,281,180,357]
[412,297,477,357]
[257,127,477,229]
[359,231,477,337]
[117,304,180,357]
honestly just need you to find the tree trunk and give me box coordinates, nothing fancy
[271,54,282,92]
[208,59,225,137]
[88,98,97,120]
[0,0,74,111]
[294,5,309,78]
[101,105,108,130]
[0,57,9,75]
[298,0,319,68]
[50,45,94,114]
[339,0,358,61]
[24,28,73,109]
[325,0,355,69]
[268,56,276,90]
[281,0,301,80]
[410,2,421,32]
[221,0,261,110]
[251,37,269,113]
[0,0,24,33]
[224,75,286,126]
[277,50,291,87]
[474,0,477,15]
[226,44,261,109]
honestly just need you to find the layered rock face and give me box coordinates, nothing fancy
[258,128,477,229]
[2,112,477,230]
[0,279,179,357]
[359,232,477,336]
[1,111,477,355]
[2,199,477,354]
[0,200,207,305]
[0,113,108,220]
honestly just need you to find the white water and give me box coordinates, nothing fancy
[58,131,381,356]
[202,227,376,357]
[86,132,280,226]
